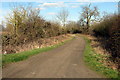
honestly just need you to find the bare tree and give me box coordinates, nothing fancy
[80,4,99,28]
[56,8,69,27]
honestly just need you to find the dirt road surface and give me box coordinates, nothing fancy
[2,36,104,78]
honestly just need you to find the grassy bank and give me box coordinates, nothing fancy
[83,36,119,80]
[2,36,75,66]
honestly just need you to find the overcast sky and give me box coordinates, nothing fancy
[0,0,119,24]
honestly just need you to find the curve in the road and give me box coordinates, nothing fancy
[3,36,104,78]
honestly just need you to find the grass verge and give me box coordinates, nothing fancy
[2,36,75,66]
[83,36,119,80]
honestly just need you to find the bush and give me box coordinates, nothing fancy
[2,5,67,54]
[93,14,119,37]
[92,14,120,71]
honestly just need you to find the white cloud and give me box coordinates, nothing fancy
[38,2,87,9]
[36,7,45,10]
[47,12,56,15]
[42,3,59,7]
[39,2,65,8]
[71,5,79,8]
[69,3,87,8]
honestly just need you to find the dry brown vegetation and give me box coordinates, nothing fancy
[1,5,79,54]
[2,34,72,54]
[92,14,120,73]
[86,35,118,71]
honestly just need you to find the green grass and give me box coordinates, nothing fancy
[83,36,119,80]
[2,37,75,66]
